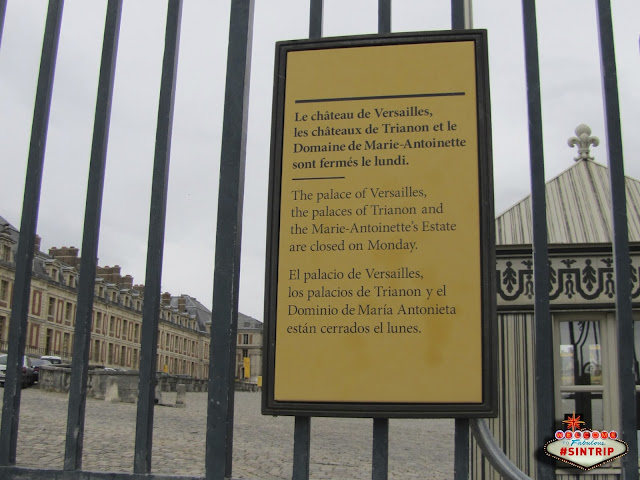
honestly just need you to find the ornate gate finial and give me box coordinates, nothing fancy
[568,124,599,161]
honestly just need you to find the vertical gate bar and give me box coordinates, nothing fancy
[596,2,638,478]
[0,0,63,466]
[0,0,7,48]
[290,4,324,477]
[372,418,389,480]
[205,1,254,479]
[290,3,327,476]
[371,9,391,480]
[133,0,183,474]
[378,0,391,34]
[63,0,122,471]
[451,0,465,29]
[451,0,473,30]
[309,0,323,39]
[521,1,554,479]
[454,419,470,480]
[293,416,311,480]
[451,2,472,478]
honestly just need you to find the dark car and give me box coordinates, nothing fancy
[0,354,37,388]
[31,358,52,383]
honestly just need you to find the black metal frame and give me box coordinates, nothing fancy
[262,30,497,419]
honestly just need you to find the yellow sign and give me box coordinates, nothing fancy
[264,32,495,417]
[243,357,250,379]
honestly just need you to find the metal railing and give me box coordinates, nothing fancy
[0,1,634,479]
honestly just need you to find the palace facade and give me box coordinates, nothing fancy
[0,218,262,382]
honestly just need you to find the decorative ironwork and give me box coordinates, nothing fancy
[497,254,640,304]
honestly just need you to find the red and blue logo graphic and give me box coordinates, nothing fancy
[544,412,628,470]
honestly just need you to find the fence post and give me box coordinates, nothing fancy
[0,0,63,466]
[206,1,254,479]
[133,0,183,473]
[596,2,639,478]
[63,0,122,470]
[521,1,555,478]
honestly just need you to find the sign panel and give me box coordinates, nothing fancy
[263,31,496,417]
[244,357,251,379]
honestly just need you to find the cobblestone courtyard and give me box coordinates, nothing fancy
[1,387,454,479]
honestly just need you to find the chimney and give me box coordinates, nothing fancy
[178,296,187,312]
[121,275,134,289]
[162,292,171,305]
[49,246,80,268]
[96,265,123,285]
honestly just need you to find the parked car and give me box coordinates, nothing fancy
[40,355,62,365]
[31,358,52,383]
[0,354,37,387]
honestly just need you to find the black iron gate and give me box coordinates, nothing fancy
[0,1,635,479]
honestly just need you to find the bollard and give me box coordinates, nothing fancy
[105,378,119,403]
[155,384,163,405]
[176,383,186,408]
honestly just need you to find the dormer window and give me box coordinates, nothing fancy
[1,245,10,262]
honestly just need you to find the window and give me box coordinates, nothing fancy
[45,329,52,355]
[134,324,139,343]
[95,312,102,332]
[554,314,617,436]
[122,320,128,340]
[0,280,8,302]
[1,244,11,262]
[93,340,100,362]
[63,333,70,357]
[65,302,73,322]
[48,297,56,318]
[242,334,249,345]
[109,316,115,336]
[0,315,6,343]
[29,323,39,347]
[242,349,249,358]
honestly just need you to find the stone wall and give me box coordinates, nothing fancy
[39,366,208,403]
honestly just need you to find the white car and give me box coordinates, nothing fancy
[0,354,37,387]
[40,355,62,365]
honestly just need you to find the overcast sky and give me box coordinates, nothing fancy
[0,0,638,322]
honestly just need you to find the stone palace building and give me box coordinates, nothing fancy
[0,221,262,383]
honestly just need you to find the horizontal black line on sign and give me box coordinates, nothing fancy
[295,92,466,104]
[292,176,346,181]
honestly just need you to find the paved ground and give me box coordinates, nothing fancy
[0,386,454,479]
